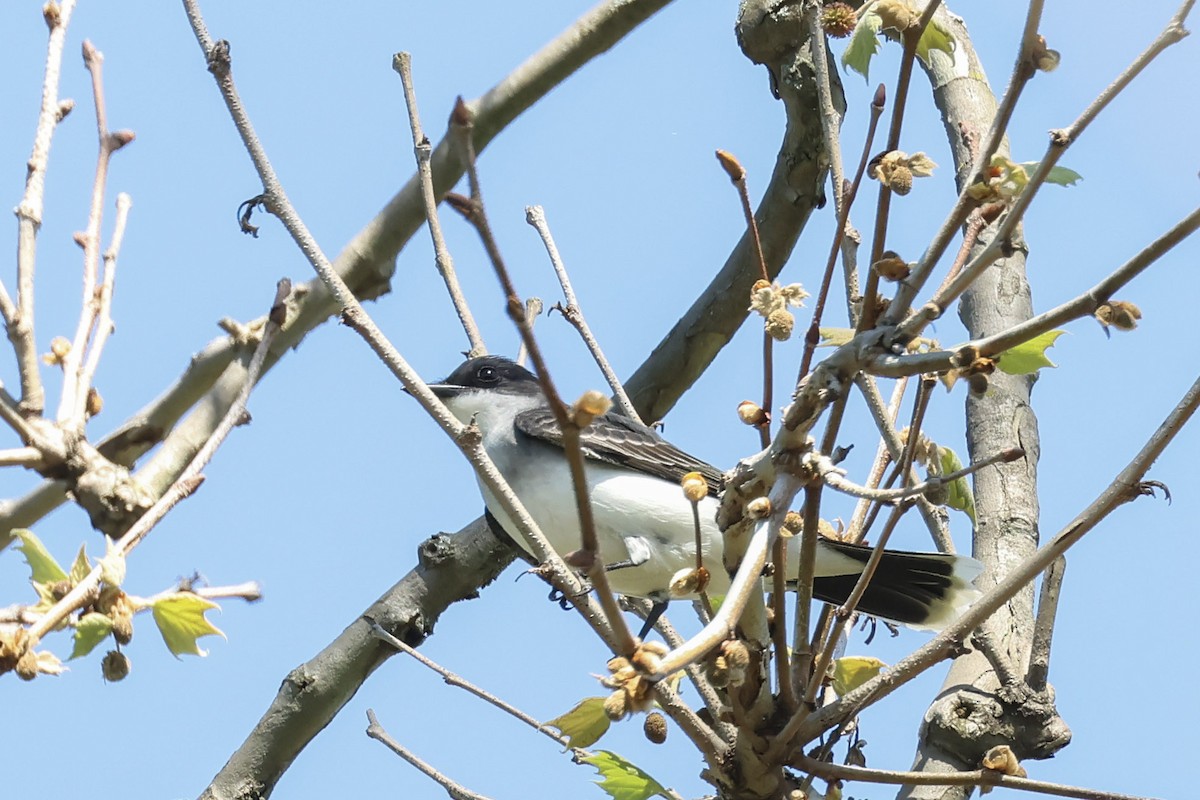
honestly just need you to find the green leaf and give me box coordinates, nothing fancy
[842,10,883,82]
[150,593,225,657]
[915,16,956,67]
[831,656,886,696]
[71,612,114,660]
[1018,162,1083,187]
[14,529,68,584]
[546,697,611,749]
[995,330,1067,375]
[938,446,976,523]
[98,537,126,587]
[580,750,668,800]
[818,327,856,347]
[69,543,91,585]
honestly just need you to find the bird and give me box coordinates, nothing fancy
[425,355,982,634]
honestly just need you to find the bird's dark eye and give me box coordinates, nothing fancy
[476,365,498,383]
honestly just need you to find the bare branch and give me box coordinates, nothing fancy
[22,280,287,650]
[445,122,637,654]
[369,621,569,747]
[1026,554,1066,691]
[77,192,133,411]
[772,369,1200,755]
[9,0,79,416]
[525,204,638,421]
[58,41,135,432]
[392,52,486,358]
[795,755,1154,800]
[366,710,494,800]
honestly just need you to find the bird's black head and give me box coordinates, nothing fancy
[429,356,541,398]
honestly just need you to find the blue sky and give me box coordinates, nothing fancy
[2,2,1198,799]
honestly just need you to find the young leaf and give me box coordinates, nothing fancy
[915,16,956,67]
[938,446,976,523]
[71,612,114,660]
[831,656,887,696]
[1018,161,1083,187]
[995,330,1067,375]
[36,650,66,676]
[14,529,68,584]
[151,593,225,657]
[818,327,856,347]
[580,750,669,800]
[842,9,883,82]
[546,697,611,749]
[69,543,91,585]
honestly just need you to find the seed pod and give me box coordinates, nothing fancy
[102,650,131,682]
[889,165,914,195]
[643,711,668,744]
[15,650,39,681]
[765,309,795,341]
[820,2,857,38]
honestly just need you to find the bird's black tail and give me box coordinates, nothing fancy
[811,540,983,631]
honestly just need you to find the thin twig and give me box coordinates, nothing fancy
[884,0,1047,322]
[24,280,288,648]
[58,41,134,431]
[795,755,1154,800]
[9,0,79,416]
[525,205,638,421]
[770,369,1200,759]
[366,710,493,800]
[445,106,637,657]
[798,8,883,379]
[820,446,1022,503]
[844,377,906,541]
[627,598,734,744]
[0,447,45,468]
[854,374,954,552]
[893,0,1195,341]
[645,473,804,680]
[1026,554,1065,691]
[180,2,618,650]
[514,297,543,367]
[789,484,824,704]
[393,52,486,358]
[871,204,1200,380]
[857,0,944,333]
[369,621,569,746]
[803,377,934,706]
[77,192,133,411]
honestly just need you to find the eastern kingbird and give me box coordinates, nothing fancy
[427,355,982,632]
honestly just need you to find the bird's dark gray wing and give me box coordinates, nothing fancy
[513,407,724,495]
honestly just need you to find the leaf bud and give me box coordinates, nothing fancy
[572,389,612,427]
[746,496,772,519]
[737,400,767,427]
[872,251,910,282]
[715,149,745,182]
[603,689,629,721]
[681,471,709,503]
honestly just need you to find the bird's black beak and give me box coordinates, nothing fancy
[405,382,460,399]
